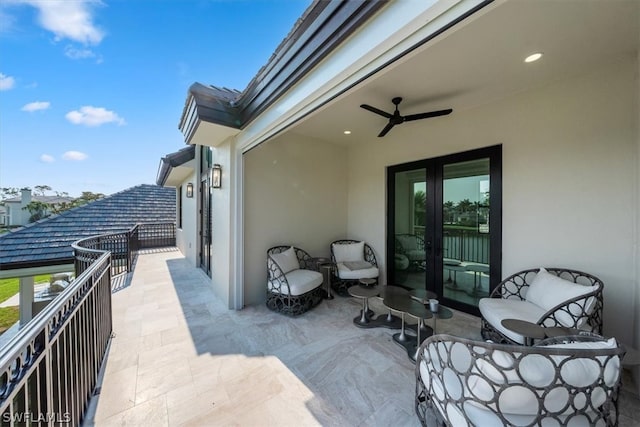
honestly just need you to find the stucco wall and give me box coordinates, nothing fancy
[243,133,348,306]
[346,55,638,344]
[210,142,234,308]
[176,172,197,267]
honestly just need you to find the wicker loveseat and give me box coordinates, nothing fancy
[266,246,324,316]
[479,268,604,344]
[415,334,625,427]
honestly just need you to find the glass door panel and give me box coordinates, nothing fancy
[441,158,490,308]
[392,168,427,290]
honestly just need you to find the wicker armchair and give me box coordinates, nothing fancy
[266,246,324,316]
[480,268,604,345]
[415,334,625,427]
[330,239,379,297]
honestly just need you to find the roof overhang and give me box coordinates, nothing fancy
[156,145,196,187]
[177,0,388,147]
[0,260,75,279]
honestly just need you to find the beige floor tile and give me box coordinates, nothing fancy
[85,250,640,427]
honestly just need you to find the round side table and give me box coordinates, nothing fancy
[348,284,380,327]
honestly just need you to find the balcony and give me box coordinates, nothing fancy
[1,237,639,425]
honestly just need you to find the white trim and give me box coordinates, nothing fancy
[232,140,244,309]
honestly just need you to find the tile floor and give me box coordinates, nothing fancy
[84,249,640,426]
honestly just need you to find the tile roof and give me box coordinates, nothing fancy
[0,184,175,270]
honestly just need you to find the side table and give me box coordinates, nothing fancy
[501,319,546,346]
[347,284,380,327]
[311,257,335,300]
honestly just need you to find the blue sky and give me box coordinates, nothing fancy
[0,0,309,197]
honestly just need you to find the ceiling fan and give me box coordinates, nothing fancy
[360,97,452,137]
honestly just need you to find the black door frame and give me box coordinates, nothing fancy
[386,145,502,316]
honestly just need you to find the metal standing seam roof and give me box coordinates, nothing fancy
[0,184,176,270]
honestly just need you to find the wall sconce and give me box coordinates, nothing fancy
[186,182,194,198]
[212,164,222,189]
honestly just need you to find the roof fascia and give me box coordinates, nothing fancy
[236,1,388,124]
[156,145,196,186]
[0,260,75,278]
[178,0,387,144]
[236,0,494,152]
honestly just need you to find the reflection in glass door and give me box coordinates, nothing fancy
[387,146,501,316]
[392,168,427,291]
[442,158,490,307]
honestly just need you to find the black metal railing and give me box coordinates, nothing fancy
[74,222,176,277]
[413,225,490,264]
[0,252,112,426]
[0,222,175,426]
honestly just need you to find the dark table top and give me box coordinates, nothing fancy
[408,289,438,303]
[384,293,432,319]
[348,284,380,299]
[378,285,409,299]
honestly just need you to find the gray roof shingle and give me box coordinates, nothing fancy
[0,184,175,270]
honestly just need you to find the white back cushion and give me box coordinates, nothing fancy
[332,241,365,263]
[525,268,598,327]
[270,246,299,274]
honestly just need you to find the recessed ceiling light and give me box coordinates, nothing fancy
[343,130,352,135]
[524,52,543,63]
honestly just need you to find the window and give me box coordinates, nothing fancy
[177,186,183,229]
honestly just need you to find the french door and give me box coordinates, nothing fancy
[386,145,502,315]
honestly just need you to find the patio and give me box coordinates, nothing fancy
[84,249,640,426]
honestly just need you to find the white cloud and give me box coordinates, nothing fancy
[65,106,125,127]
[0,73,15,90]
[64,45,96,60]
[62,151,88,161]
[25,0,104,45]
[22,101,50,112]
[40,154,55,163]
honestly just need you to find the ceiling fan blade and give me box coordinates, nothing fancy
[360,104,393,119]
[404,108,453,121]
[378,122,395,137]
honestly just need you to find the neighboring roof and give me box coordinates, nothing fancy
[156,145,196,186]
[178,0,388,143]
[0,184,175,271]
[3,195,75,204]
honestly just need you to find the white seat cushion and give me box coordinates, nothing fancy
[397,235,418,251]
[268,269,323,296]
[336,262,378,280]
[479,299,547,344]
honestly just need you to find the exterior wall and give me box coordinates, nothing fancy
[176,171,198,267]
[210,141,234,308]
[346,55,638,344]
[243,133,348,306]
[634,47,640,391]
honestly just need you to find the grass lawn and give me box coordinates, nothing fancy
[0,307,19,332]
[0,274,51,332]
[0,274,50,304]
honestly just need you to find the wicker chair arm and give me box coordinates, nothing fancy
[293,247,314,270]
[535,286,603,330]
[267,251,291,296]
[364,244,378,267]
[488,268,540,300]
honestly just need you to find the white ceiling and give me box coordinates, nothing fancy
[289,0,639,146]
